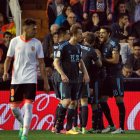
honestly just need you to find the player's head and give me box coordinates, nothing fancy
[118,13,129,25]
[82,31,89,43]
[53,32,59,44]
[72,22,82,28]
[84,32,96,46]
[122,64,133,78]
[3,31,12,44]
[100,26,112,43]
[57,27,70,41]
[22,18,37,38]
[127,34,136,46]
[133,42,140,57]
[70,24,82,43]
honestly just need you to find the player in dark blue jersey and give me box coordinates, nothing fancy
[54,25,90,134]
[78,32,102,134]
[51,27,70,133]
[99,26,125,133]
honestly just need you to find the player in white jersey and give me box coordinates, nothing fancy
[3,19,50,140]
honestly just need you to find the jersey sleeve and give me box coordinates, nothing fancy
[112,44,120,54]
[36,41,44,59]
[91,49,99,61]
[7,39,15,58]
[55,44,64,59]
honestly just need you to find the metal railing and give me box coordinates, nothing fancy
[9,0,22,36]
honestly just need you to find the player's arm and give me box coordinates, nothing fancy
[95,59,102,67]
[53,58,69,83]
[79,59,90,84]
[3,57,12,81]
[94,49,102,67]
[102,49,119,64]
[38,59,50,93]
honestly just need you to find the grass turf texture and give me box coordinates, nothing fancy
[0,130,140,140]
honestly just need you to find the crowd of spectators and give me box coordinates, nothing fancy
[45,0,140,78]
[0,10,15,78]
[0,0,140,79]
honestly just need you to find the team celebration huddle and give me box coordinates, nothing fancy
[2,18,125,140]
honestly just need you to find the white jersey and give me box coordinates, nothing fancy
[7,36,44,84]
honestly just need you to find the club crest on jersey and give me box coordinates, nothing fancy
[31,46,35,51]
[56,51,61,57]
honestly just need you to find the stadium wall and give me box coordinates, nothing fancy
[0,78,140,130]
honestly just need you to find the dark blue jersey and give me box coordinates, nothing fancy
[100,39,122,75]
[79,43,99,82]
[56,41,82,83]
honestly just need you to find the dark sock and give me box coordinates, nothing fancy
[82,104,88,127]
[99,100,114,127]
[66,107,75,131]
[92,108,98,130]
[57,104,67,124]
[116,101,125,130]
[79,106,82,128]
[73,106,78,127]
[53,103,61,127]
[98,105,105,129]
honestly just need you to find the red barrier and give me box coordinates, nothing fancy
[0,91,140,130]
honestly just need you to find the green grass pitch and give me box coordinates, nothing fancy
[0,130,140,140]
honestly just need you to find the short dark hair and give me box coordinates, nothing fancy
[22,19,36,27]
[57,27,67,38]
[85,32,96,45]
[123,64,133,69]
[100,25,112,37]
[3,31,12,38]
[62,4,72,18]
[118,13,128,20]
[70,24,82,36]
[127,34,136,39]
[133,42,140,47]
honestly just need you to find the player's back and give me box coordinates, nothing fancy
[80,43,99,72]
[7,36,44,84]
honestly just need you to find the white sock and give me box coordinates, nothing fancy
[11,105,23,126]
[22,103,33,137]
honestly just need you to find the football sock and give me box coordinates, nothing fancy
[99,100,114,127]
[53,103,61,127]
[57,104,67,123]
[92,108,98,130]
[11,104,23,126]
[98,105,104,129]
[73,106,78,127]
[22,102,33,137]
[66,107,75,131]
[82,104,88,127]
[116,101,125,130]
[79,106,82,128]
